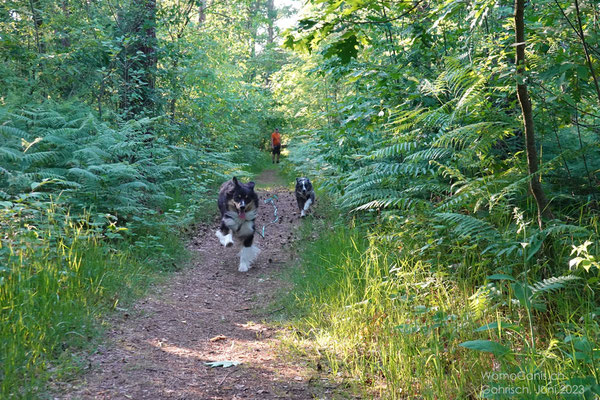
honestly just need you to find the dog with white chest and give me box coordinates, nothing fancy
[295,177,315,217]
[215,177,260,272]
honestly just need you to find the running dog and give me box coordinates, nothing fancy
[215,177,260,272]
[295,177,315,217]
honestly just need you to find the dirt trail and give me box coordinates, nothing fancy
[57,169,339,400]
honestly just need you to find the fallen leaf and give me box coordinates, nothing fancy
[204,361,240,368]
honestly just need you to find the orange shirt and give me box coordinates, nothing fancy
[271,131,281,146]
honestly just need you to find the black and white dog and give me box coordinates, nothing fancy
[295,177,315,217]
[215,177,260,272]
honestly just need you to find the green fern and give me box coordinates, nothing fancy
[436,212,502,242]
[529,275,580,295]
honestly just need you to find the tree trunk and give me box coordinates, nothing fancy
[380,0,397,65]
[266,0,274,45]
[246,0,260,81]
[264,0,275,85]
[29,0,45,54]
[198,0,207,24]
[248,0,260,58]
[61,0,71,48]
[514,0,554,228]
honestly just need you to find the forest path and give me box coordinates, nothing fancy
[58,168,342,399]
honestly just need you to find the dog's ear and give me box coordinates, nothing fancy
[232,176,239,186]
[296,177,300,183]
[247,181,255,190]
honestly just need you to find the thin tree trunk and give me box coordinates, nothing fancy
[198,0,207,24]
[61,0,71,48]
[98,77,104,120]
[514,0,554,228]
[573,0,600,107]
[266,0,274,45]
[246,0,260,81]
[553,0,600,106]
[29,0,44,54]
[380,0,398,65]
[139,0,157,114]
[573,100,595,194]
[170,59,178,120]
[265,0,275,85]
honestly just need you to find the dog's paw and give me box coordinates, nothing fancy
[238,245,260,272]
[238,262,249,272]
[216,230,234,247]
[300,210,306,217]
[215,230,226,245]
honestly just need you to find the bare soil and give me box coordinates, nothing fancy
[55,169,348,400]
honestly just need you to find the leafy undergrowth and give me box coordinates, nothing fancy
[0,103,267,398]
[0,198,192,398]
[280,199,600,399]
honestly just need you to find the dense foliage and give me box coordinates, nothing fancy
[278,0,600,398]
[0,0,289,396]
[2,0,600,397]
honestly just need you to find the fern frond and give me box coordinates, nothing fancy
[369,142,419,159]
[433,122,507,152]
[368,161,436,177]
[0,125,29,138]
[22,151,59,164]
[541,223,590,237]
[353,197,428,211]
[530,275,579,295]
[436,212,501,241]
[117,181,150,191]
[67,168,100,182]
[0,147,22,161]
[404,147,452,163]
[469,284,494,318]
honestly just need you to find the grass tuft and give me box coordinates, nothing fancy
[0,202,190,398]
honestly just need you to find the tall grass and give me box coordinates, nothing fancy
[282,206,600,399]
[0,199,188,398]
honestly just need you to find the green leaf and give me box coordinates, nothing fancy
[525,235,544,261]
[283,35,296,50]
[395,323,420,334]
[460,340,511,356]
[323,34,359,64]
[486,274,516,282]
[297,19,317,30]
[512,282,532,309]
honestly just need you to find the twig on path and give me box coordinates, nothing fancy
[218,369,237,387]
